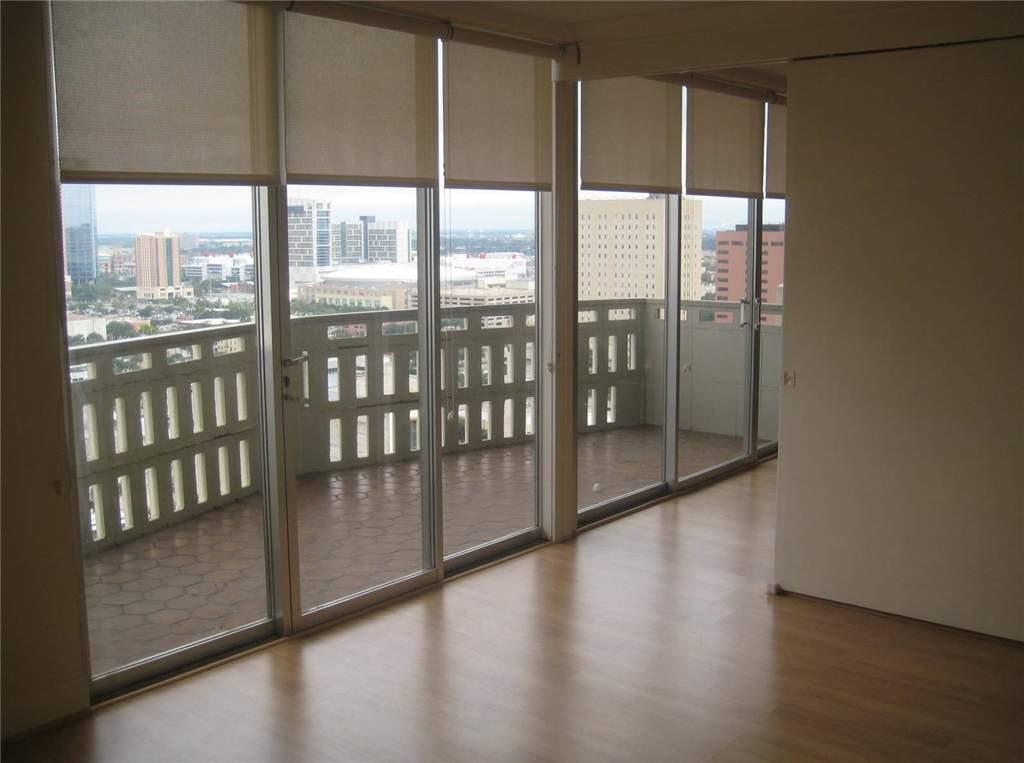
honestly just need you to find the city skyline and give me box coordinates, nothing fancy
[86,185,785,235]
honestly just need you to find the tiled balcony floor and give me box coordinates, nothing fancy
[84,427,746,675]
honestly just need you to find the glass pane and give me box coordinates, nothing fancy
[286,186,425,612]
[440,189,538,556]
[758,198,785,447]
[61,184,270,677]
[677,195,751,480]
[577,191,667,511]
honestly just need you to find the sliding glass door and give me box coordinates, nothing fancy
[51,0,553,692]
[757,199,786,452]
[576,192,669,513]
[676,196,757,481]
[281,185,434,620]
[438,189,540,562]
[60,183,276,690]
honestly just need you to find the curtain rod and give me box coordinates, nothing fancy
[650,73,786,105]
[242,1,567,60]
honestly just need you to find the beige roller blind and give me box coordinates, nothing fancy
[581,77,682,193]
[765,103,787,198]
[443,42,551,190]
[686,89,765,197]
[52,2,277,181]
[285,13,437,185]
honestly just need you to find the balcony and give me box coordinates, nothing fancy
[69,300,780,674]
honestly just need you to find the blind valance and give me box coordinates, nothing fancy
[284,13,438,185]
[581,77,682,193]
[443,42,551,190]
[685,89,765,197]
[52,2,277,181]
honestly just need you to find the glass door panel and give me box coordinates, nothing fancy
[283,185,428,613]
[439,189,539,557]
[576,191,668,511]
[61,184,273,679]
[757,198,786,449]
[677,196,753,480]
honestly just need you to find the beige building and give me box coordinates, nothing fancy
[297,281,409,311]
[135,231,191,300]
[679,197,703,301]
[577,197,702,301]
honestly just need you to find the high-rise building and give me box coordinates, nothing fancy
[61,184,97,282]
[577,197,702,301]
[112,248,136,278]
[713,223,785,305]
[331,222,346,264]
[135,230,191,299]
[679,198,703,301]
[337,217,413,264]
[288,199,331,282]
[315,204,331,268]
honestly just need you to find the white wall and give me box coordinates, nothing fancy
[2,2,93,737]
[776,39,1024,641]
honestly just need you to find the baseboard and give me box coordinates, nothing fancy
[774,587,1024,647]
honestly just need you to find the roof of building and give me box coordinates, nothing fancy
[317,262,478,284]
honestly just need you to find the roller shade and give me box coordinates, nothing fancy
[581,77,682,193]
[686,89,765,197]
[765,103,787,198]
[284,13,437,185]
[52,2,277,181]
[443,42,552,190]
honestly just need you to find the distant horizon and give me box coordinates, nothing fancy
[82,184,784,235]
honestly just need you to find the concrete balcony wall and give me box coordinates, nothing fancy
[68,299,783,555]
[676,301,781,443]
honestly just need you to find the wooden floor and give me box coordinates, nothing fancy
[8,462,1023,762]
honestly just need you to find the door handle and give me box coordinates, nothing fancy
[739,299,751,328]
[281,351,310,407]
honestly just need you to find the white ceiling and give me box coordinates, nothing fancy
[373,1,786,87]
[375,2,726,44]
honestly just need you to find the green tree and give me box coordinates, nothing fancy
[106,321,138,340]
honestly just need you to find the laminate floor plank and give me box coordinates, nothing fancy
[7,462,1023,762]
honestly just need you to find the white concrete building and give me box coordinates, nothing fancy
[288,199,331,283]
[577,197,703,301]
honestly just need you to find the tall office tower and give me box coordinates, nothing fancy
[343,221,363,263]
[62,184,98,282]
[366,220,412,263]
[713,223,785,304]
[315,202,331,268]
[287,199,331,282]
[577,197,662,300]
[578,197,703,302]
[339,218,413,264]
[331,222,346,264]
[680,197,703,301]
[135,230,189,299]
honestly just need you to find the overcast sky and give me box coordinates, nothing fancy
[90,185,784,235]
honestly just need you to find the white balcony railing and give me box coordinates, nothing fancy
[68,299,780,555]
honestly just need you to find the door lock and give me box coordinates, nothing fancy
[281,351,310,406]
